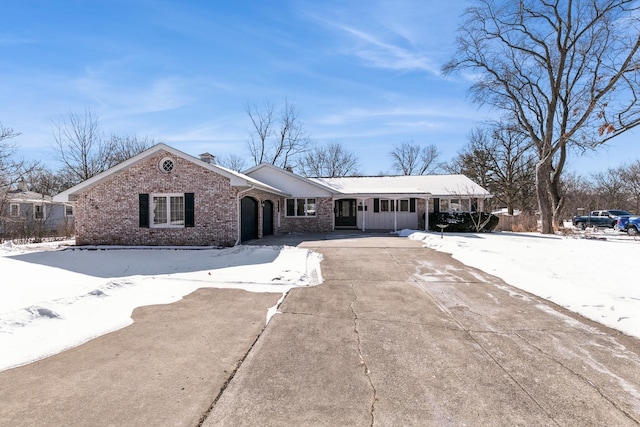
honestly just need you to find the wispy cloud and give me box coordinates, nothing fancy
[332,23,440,75]
[298,0,455,76]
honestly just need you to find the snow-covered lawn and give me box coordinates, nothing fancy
[0,242,323,372]
[2,228,639,372]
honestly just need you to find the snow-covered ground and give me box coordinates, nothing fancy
[400,228,640,340]
[2,228,639,373]
[0,242,323,372]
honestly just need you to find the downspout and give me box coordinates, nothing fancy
[236,186,255,246]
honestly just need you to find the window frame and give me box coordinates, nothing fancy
[285,198,317,218]
[64,204,74,217]
[374,198,416,213]
[151,193,186,228]
[9,203,19,217]
[33,204,45,220]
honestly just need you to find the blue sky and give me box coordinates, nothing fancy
[1,0,633,175]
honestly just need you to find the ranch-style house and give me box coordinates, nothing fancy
[53,144,492,246]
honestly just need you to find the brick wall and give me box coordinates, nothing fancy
[74,151,240,246]
[237,189,283,240]
[278,197,334,233]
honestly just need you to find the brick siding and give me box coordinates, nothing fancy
[237,189,282,240]
[75,151,240,246]
[278,197,334,233]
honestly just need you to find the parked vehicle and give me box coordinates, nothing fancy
[572,210,632,230]
[617,216,640,236]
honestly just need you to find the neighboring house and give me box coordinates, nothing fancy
[53,143,492,246]
[1,180,73,239]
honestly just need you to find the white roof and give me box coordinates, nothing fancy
[311,175,491,198]
[7,190,55,203]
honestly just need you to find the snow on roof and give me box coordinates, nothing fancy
[6,190,55,203]
[311,175,491,197]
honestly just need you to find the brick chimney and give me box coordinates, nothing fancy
[17,178,28,192]
[199,152,216,164]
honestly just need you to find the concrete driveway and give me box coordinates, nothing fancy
[2,232,640,426]
[206,233,640,426]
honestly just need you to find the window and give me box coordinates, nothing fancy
[34,204,45,220]
[9,204,19,217]
[139,193,194,228]
[152,194,184,227]
[65,205,74,217]
[374,198,416,213]
[285,198,316,217]
[159,157,175,173]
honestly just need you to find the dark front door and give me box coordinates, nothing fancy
[263,200,273,236]
[335,199,357,227]
[241,197,258,242]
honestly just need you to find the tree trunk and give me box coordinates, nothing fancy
[536,159,554,234]
[549,143,567,229]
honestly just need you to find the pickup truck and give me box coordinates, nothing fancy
[616,216,640,235]
[572,210,632,230]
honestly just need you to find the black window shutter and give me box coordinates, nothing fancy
[185,193,195,227]
[410,198,416,212]
[139,194,149,228]
[373,198,380,213]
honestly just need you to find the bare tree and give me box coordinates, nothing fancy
[443,0,640,233]
[218,154,248,172]
[246,99,311,169]
[444,129,495,190]
[108,134,157,167]
[591,168,629,209]
[485,123,536,214]
[446,123,536,215]
[390,141,441,175]
[1,124,41,240]
[620,161,640,213]
[0,124,36,191]
[246,101,274,166]
[298,142,360,177]
[561,171,595,219]
[52,109,112,184]
[1,123,22,184]
[53,109,158,185]
[23,165,70,197]
[1,123,22,218]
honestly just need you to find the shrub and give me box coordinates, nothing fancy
[428,212,499,232]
